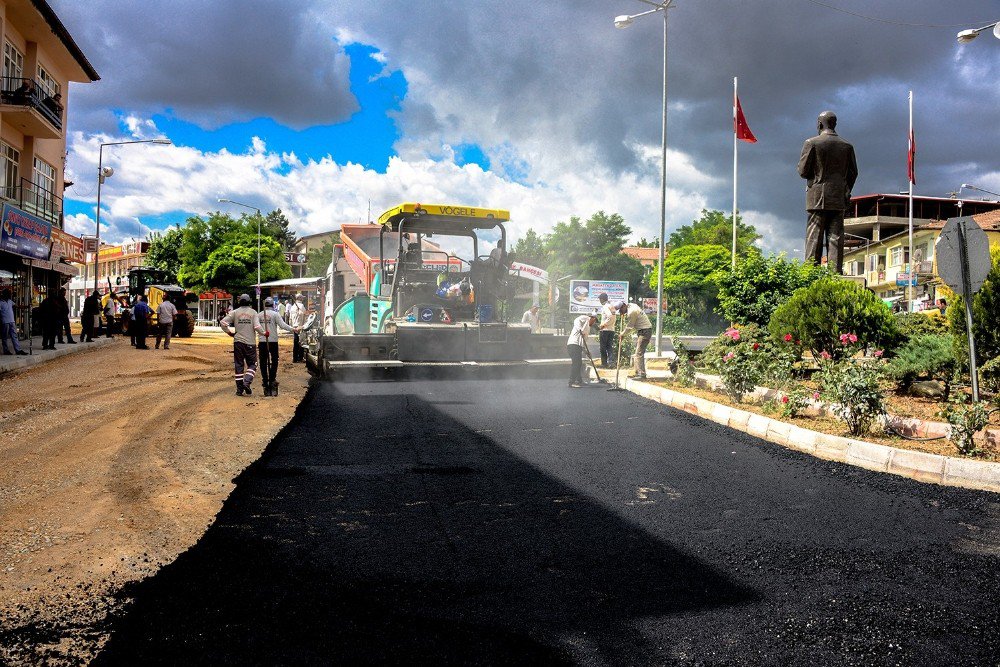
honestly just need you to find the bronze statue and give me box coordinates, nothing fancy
[797,111,858,274]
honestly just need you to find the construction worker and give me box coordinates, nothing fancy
[566,311,598,388]
[257,296,296,396]
[220,294,265,396]
[597,293,617,368]
[616,301,653,380]
[287,294,307,362]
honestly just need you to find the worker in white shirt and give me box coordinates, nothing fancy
[566,312,598,388]
[520,304,541,333]
[615,301,653,380]
[597,293,617,368]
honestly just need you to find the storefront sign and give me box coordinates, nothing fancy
[82,236,99,253]
[284,252,307,265]
[568,279,629,314]
[896,272,917,287]
[0,204,52,261]
[51,228,85,263]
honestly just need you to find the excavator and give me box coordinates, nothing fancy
[304,203,567,378]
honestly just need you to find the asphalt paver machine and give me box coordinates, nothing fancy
[305,203,567,377]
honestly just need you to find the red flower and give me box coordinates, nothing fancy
[812,391,821,400]
[849,333,858,343]
[820,350,832,360]
[874,349,884,358]
[752,342,760,350]
[784,333,793,342]
[781,395,790,404]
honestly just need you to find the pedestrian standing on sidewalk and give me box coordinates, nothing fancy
[566,312,598,388]
[55,288,75,344]
[155,298,178,350]
[81,291,99,342]
[257,297,296,396]
[597,293,617,368]
[132,296,152,349]
[103,297,116,338]
[520,304,541,333]
[0,289,26,356]
[616,301,653,380]
[39,292,57,350]
[220,293,265,396]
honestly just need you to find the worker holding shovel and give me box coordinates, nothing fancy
[566,312,599,388]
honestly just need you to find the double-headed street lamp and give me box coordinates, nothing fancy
[957,21,999,44]
[218,198,263,309]
[93,138,172,294]
[615,0,674,356]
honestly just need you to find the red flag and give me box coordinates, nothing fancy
[907,128,916,184]
[734,95,757,143]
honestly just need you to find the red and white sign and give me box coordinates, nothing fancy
[51,228,85,263]
[509,261,549,282]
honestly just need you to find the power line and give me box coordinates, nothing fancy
[802,0,993,29]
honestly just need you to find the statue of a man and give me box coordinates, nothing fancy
[797,111,858,274]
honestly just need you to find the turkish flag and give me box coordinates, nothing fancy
[907,128,916,184]
[734,95,757,143]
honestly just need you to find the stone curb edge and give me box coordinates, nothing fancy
[0,337,117,376]
[623,377,1000,494]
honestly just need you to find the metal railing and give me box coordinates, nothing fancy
[0,76,63,130]
[0,177,63,225]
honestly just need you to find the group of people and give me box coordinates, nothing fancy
[566,292,652,388]
[220,293,308,397]
[1,287,76,354]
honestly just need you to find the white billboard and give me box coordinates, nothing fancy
[568,279,629,314]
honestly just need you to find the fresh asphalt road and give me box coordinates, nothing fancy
[96,376,1000,665]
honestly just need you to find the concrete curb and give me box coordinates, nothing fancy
[623,376,1000,494]
[0,337,117,376]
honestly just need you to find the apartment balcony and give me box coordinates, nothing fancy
[0,77,63,138]
[1,177,63,226]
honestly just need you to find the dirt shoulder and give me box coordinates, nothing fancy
[0,330,311,664]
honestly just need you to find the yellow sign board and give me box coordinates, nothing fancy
[378,203,510,226]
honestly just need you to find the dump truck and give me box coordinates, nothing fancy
[304,203,568,378]
[102,266,199,337]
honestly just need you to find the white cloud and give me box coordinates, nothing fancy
[64,123,716,247]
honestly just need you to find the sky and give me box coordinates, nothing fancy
[50,0,1000,255]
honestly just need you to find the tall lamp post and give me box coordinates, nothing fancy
[218,198,263,309]
[92,138,172,294]
[615,0,674,356]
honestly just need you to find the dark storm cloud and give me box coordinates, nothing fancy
[50,0,357,130]
[347,0,998,241]
[51,0,998,246]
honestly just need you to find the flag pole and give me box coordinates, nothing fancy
[908,90,914,309]
[732,76,738,269]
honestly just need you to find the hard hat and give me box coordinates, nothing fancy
[264,297,274,307]
[238,293,251,304]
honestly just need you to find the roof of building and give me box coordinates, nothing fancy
[621,246,660,262]
[851,193,997,205]
[30,0,100,81]
[924,209,1000,232]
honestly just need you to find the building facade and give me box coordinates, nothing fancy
[0,0,98,336]
[67,241,148,315]
[844,208,1000,311]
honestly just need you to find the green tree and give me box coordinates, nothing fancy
[200,231,291,295]
[668,209,760,255]
[546,211,646,295]
[263,209,297,250]
[650,244,730,331]
[145,225,184,283]
[635,237,659,248]
[511,228,548,268]
[306,236,340,277]
[717,252,828,326]
[769,276,901,359]
[177,211,292,293]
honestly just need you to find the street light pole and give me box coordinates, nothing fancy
[218,198,263,310]
[956,21,999,43]
[92,138,172,295]
[960,183,1000,200]
[615,0,673,356]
